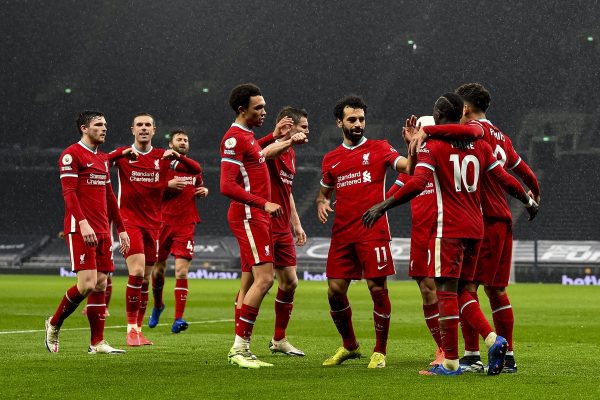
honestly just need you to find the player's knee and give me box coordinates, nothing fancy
[94,280,107,292]
[419,285,437,304]
[254,274,274,293]
[484,285,505,298]
[280,278,298,293]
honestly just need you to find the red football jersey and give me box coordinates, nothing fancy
[470,119,522,221]
[59,141,111,234]
[267,148,295,233]
[416,138,501,239]
[321,138,401,243]
[161,158,203,226]
[111,146,170,230]
[220,124,271,221]
[394,173,436,238]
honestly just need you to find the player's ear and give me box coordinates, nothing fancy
[238,105,246,115]
[336,118,343,128]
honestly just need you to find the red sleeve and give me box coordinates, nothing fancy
[172,156,201,174]
[511,159,540,198]
[61,177,86,222]
[106,183,125,233]
[487,164,529,204]
[257,132,275,148]
[107,147,124,164]
[386,173,406,198]
[423,123,483,139]
[196,171,204,188]
[220,161,268,209]
[391,166,431,203]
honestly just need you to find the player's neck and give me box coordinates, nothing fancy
[234,116,254,131]
[472,112,486,120]
[133,142,152,153]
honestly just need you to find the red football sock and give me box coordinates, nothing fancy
[234,292,241,334]
[458,289,493,340]
[273,287,294,341]
[329,294,358,351]
[105,275,113,309]
[126,275,143,326]
[460,291,480,352]
[86,290,106,345]
[236,304,259,340]
[137,281,149,327]
[371,289,391,354]
[423,302,443,348]
[489,290,514,351]
[437,290,460,360]
[50,284,86,327]
[152,272,165,309]
[174,278,188,320]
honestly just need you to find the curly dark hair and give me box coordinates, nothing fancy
[434,92,464,122]
[229,83,262,114]
[455,83,491,113]
[333,95,367,120]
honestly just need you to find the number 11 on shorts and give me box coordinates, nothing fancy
[374,246,388,269]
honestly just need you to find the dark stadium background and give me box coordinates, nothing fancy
[1,1,598,279]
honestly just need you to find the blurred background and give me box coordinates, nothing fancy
[1,1,598,280]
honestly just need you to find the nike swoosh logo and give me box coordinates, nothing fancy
[377,264,387,270]
[129,160,138,163]
[86,163,94,167]
[332,162,341,168]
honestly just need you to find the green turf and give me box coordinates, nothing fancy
[0,275,599,399]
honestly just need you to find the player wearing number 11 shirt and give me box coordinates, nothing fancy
[362,93,539,376]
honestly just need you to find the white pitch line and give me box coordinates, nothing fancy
[0,319,234,335]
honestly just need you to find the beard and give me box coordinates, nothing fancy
[342,126,364,143]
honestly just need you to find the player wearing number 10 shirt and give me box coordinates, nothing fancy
[362,93,539,376]
[455,83,540,373]
[316,95,415,369]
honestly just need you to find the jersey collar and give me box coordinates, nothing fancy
[231,123,253,133]
[342,136,367,150]
[132,144,153,155]
[77,140,98,154]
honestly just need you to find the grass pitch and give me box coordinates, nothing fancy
[0,275,599,399]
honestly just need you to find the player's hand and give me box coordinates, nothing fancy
[409,127,429,156]
[264,202,283,217]
[316,199,333,224]
[168,177,186,190]
[293,224,307,246]
[79,220,98,247]
[122,148,139,161]
[118,231,130,255]
[362,203,385,229]
[525,198,539,221]
[527,190,541,205]
[162,149,180,160]
[273,117,294,140]
[195,186,209,197]
[290,132,308,145]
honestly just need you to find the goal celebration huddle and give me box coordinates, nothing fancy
[45,82,540,376]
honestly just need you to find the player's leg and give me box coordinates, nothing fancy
[123,226,145,345]
[148,260,166,328]
[105,273,112,316]
[457,239,507,375]
[416,277,445,365]
[135,229,159,344]
[172,256,191,333]
[323,277,362,366]
[86,234,124,354]
[457,280,484,372]
[420,238,462,375]
[45,234,95,353]
[270,266,304,356]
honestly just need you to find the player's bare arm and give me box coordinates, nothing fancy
[315,186,334,224]
[272,116,294,140]
[263,132,308,159]
[290,193,307,246]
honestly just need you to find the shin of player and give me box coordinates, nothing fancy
[45,110,128,354]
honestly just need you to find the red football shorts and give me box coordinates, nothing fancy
[326,239,396,280]
[475,219,513,287]
[125,224,159,265]
[158,223,196,262]
[229,217,273,272]
[408,228,430,278]
[272,230,297,268]
[66,232,114,273]
[429,237,481,280]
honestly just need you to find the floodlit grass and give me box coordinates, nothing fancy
[0,275,599,399]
